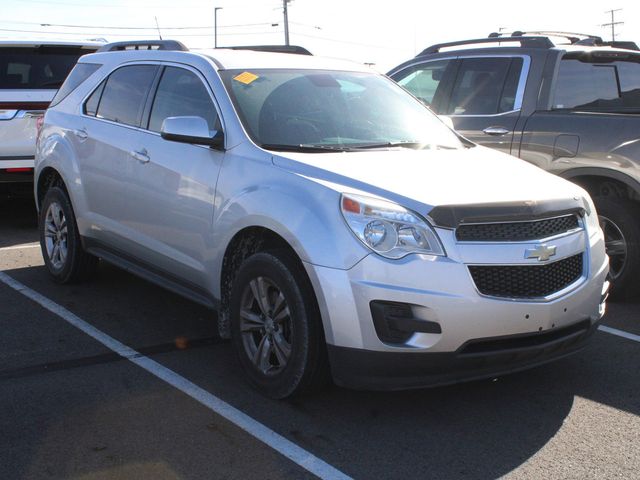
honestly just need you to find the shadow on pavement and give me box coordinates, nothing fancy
[0,196,38,248]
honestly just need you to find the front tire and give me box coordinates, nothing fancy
[230,250,329,398]
[594,196,640,298]
[39,186,97,283]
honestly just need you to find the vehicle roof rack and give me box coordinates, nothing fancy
[600,40,639,51]
[224,45,312,55]
[494,31,639,51]
[419,36,554,55]
[508,30,603,44]
[96,40,189,53]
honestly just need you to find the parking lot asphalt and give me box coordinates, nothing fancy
[1,196,639,479]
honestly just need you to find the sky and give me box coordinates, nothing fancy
[2,0,639,71]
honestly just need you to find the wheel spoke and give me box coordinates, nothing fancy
[45,223,57,236]
[272,292,286,318]
[274,306,290,323]
[51,204,63,228]
[240,309,264,332]
[59,243,67,264]
[272,332,291,366]
[253,335,272,373]
[51,243,60,263]
[249,277,271,316]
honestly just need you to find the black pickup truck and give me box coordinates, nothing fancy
[389,32,640,297]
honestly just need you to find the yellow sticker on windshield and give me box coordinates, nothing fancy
[233,72,259,85]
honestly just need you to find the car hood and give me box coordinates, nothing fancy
[271,146,586,216]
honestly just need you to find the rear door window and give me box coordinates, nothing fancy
[446,57,523,115]
[0,46,94,89]
[147,67,218,132]
[553,56,640,112]
[96,65,158,127]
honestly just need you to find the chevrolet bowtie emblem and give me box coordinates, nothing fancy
[525,244,557,262]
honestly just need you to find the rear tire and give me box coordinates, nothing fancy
[230,250,329,398]
[594,196,640,299]
[39,186,97,283]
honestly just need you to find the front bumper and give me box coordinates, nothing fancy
[304,226,608,389]
[328,318,597,390]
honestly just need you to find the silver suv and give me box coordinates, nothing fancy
[0,40,101,191]
[35,40,609,397]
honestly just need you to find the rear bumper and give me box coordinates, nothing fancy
[0,157,35,183]
[328,318,598,390]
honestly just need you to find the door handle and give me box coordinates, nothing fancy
[482,126,510,136]
[73,128,88,141]
[130,149,150,164]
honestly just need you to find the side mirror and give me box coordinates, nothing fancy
[439,115,455,130]
[160,116,224,149]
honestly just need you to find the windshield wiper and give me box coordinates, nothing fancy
[350,141,458,150]
[260,143,353,152]
[349,141,425,150]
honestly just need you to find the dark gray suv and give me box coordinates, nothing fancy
[389,31,640,297]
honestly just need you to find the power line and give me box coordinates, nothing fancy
[0,27,279,38]
[6,0,210,8]
[0,20,277,30]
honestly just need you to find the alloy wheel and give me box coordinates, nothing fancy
[239,276,293,375]
[43,201,68,270]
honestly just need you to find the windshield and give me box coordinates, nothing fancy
[554,54,640,113]
[220,69,464,151]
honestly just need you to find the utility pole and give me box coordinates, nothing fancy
[603,8,623,42]
[214,7,222,48]
[283,0,291,46]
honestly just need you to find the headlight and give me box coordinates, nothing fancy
[340,193,445,259]
[582,195,601,233]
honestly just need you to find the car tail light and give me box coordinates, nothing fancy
[6,168,33,173]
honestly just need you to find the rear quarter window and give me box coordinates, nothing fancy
[50,63,101,107]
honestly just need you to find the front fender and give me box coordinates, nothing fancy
[209,156,370,297]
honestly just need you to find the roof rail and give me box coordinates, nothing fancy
[604,41,640,51]
[507,31,639,51]
[97,40,189,53]
[224,45,312,55]
[419,36,554,56]
[510,30,602,44]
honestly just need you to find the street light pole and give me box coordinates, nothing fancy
[214,7,222,48]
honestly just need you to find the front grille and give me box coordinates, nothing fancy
[456,215,580,242]
[469,253,583,298]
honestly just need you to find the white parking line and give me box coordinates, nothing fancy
[598,324,640,343]
[0,243,39,251]
[0,271,352,480]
